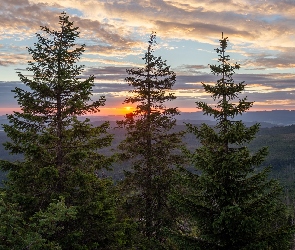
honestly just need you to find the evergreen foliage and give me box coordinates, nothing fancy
[117,33,185,249]
[0,192,76,249]
[0,12,124,249]
[175,34,294,249]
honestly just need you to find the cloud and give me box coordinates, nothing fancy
[86,66,128,76]
[23,0,292,46]
[3,0,295,63]
[0,44,30,66]
[0,69,294,111]
[0,0,61,37]
[1,0,295,112]
[242,49,295,69]
[0,0,144,65]
[83,44,142,58]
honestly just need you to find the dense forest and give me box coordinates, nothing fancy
[0,13,295,249]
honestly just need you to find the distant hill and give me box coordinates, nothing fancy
[76,110,295,127]
[1,110,294,128]
[176,110,295,126]
[1,113,295,188]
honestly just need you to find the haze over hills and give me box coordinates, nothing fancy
[178,110,295,125]
[1,110,294,130]
[76,110,295,127]
[1,110,295,188]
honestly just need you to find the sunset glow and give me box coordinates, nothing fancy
[92,107,136,116]
[1,1,295,112]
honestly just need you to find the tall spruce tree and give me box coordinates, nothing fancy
[117,33,185,248]
[0,12,122,249]
[175,34,293,249]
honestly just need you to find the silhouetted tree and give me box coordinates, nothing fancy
[117,33,185,249]
[174,34,294,249]
[0,12,124,249]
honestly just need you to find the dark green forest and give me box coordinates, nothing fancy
[0,13,295,249]
[1,124,295,184]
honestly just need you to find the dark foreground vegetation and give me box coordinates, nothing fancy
[0,13,294,249]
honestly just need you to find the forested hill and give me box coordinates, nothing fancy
[249,124,295,169]
[2,122,294,187]
[176,110,295,126]
[69,109,295,127]
[103,122,295,181]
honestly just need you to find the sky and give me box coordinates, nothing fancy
[1,0,295,116]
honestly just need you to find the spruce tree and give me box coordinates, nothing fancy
[0,193,77,249]
[0,12,121,249]
[117,33,185,248]
[176,34,293,249]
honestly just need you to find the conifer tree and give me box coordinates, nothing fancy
[0,12,122,249]
[117,33,185,248]
[175,34,293,249]
[0,193,77,249]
